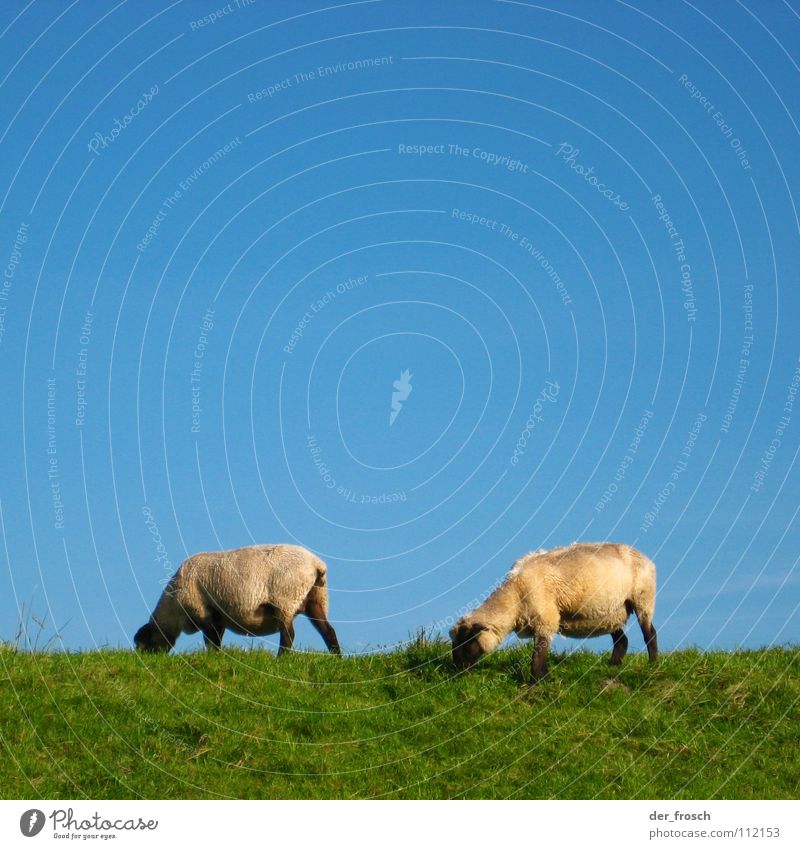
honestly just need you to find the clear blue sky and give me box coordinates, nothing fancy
[0,0,798,653]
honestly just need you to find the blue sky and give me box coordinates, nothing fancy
[0,0,798,653]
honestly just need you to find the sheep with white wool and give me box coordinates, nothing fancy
[134,544,341,655]
[450,543,658,681]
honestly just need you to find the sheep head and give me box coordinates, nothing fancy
[450,621,490,669]
[133,622,174,653]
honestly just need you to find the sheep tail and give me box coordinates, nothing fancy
[306,559,329,615]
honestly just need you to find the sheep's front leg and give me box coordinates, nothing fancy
[610,629,628,665]
[531,634,552,682]
[202,612,225,651]
[277,620,295,656]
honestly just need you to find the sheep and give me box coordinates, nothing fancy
[450,543,658,681]
[134,544,341,655]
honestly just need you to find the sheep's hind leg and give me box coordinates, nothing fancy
[531,634,552,683]
[304,599,342,655]
[277,620,295,656]
[636,611,659,662]
[610,629,628,665]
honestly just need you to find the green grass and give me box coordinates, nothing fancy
[1,641,798,799]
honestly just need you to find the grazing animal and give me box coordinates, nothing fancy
[134,544,341,655]
[450,543,658,681]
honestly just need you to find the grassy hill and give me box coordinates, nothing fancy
[1,641,798,799]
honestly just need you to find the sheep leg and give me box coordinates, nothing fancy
[307,614,341,655]
[304,600,342,655]
[643,622,659,663]
[202,619,225,651]
[636,612,659,662]
[277,620,295,656]
[610,629,628,665]
[531,634,551,682]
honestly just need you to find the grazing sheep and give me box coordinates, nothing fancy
[134,544,341,655]
[450,543,658,681]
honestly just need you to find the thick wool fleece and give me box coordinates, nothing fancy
[460,543,656,651]
[152,544,327,637]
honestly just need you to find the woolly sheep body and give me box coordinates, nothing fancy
[134,544,341,654]
[451,542,658,680]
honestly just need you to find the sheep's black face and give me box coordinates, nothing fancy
[450,623,488,670]
[134,623,171,653]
